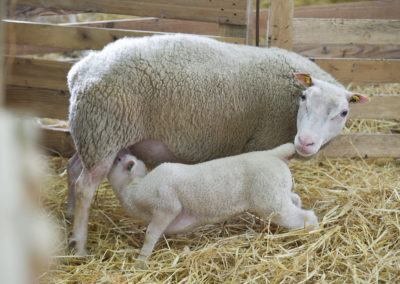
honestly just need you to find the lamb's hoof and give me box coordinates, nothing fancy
[304,210,319,231]
[134,259,148,270]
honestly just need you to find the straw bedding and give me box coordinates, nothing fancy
[39,84,400,283]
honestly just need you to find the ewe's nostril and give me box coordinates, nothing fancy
[298,136,315,147]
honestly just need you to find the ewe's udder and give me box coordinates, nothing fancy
[128,139,188,166]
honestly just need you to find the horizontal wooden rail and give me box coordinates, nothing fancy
[293,18,400,46]
[5,86,70,120]
[39,127,75,157]
[5,57,400,95]
[349,95,400,120]
[318,133,400,158]
[312,58,400,85]
[10,0,250,25]
[6,56,71,90]
[6,84,399,121]
[293,44,400,59]
[6,18,399,55]
[38,126,400,158]
[294,0,400,20]
[5,20,245,50]
[63,17,220,35]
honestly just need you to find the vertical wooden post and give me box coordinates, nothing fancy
[0,0,5,105]
[267,0,294,50]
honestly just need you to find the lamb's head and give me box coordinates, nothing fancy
[294,73,370,157]
[108,151,147,190]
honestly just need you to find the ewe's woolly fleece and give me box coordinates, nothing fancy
[68,34,340,170]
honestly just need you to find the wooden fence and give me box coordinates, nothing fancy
[3,0,400,158]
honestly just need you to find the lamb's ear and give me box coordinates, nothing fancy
[295,73,313,88]
[348,93,370,104]
[127,160,135,172]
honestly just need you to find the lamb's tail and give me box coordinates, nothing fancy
[269,143,296,161]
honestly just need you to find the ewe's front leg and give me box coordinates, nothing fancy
[70,156,114,255]
[136,212,180,268]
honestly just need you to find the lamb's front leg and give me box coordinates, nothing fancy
[136,211,180,268]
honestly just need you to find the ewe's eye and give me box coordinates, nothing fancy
[341,110,348,117]
[300,94,306,101]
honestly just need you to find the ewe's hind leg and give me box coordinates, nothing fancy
[271,202,318,230]
[67,153,83,218]
[70,154,115,255]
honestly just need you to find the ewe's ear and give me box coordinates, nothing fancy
[295,73,313,88]
[348,93,370,104]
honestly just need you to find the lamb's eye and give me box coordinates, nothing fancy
[300,94,306,101]
[341,110,348,117]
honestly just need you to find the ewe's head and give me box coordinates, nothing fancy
[108,152,147,189]
[294,73,370,157]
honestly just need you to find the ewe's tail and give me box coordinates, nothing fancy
[269,143,296,160]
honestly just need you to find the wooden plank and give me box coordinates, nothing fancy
[5,20,245,50]
[294,0,400,20]
[349,95,400,120]
[5,86,70,120]
[294,44,400,59]
[64,17,220,35]
[5,56,72,90]
[313,58,400,84]
[294,18,400,46]
[6,90,398,122]
[12,0,250,25]
[6,43,74,55]
[267,0,293,50]
[39,126,75,157]
[5,20,164,49]
[5,56,399,93]
[319,134,400,158]
[219,24,247,43]
[40,127,400,158]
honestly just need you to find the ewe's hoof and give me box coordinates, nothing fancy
[65,212,73,222]
[68,239,88,256]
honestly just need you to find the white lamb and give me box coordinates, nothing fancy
[107,143,319,264]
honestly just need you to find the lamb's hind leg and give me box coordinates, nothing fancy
[272,202,319,230]
[69,154,116,255]
[67,153,83,219]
